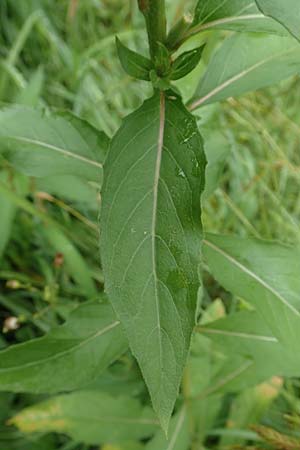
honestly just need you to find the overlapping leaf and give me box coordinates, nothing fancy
[100,91,206,430]
[190,33,300,110]
[192,308,300,397]
[0,301,127,393]
[0,107,108,182]
[255,0,300,41]
[11,391,158,445]
[203,234,300,352]
[191,0,285,34]
[200,310,300,389]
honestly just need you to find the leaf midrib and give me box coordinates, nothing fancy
[150,91,166,373]
[0,320,120,374]
[190,44,299,110]
[198,326,278,342]
[4,135,103,169]
[203,238,300,316]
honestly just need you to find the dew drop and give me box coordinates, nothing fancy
[176,167,186,179]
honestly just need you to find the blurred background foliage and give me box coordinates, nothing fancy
[0,0,300,449]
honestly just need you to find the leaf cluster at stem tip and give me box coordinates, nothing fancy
[116,0,202,88]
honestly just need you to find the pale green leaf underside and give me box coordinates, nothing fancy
[256,0,300,41]
[190,33,300,110]
[100,91,206,430]
[0,301,127,393]
[191,0,286,35]
[0,107,108,182]
[11,391,158,445]
[203,234,300,352]
[199,310,300,390]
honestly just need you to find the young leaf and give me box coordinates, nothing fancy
[203,234,300,352]
[100,91,206,431]
[189,33,300,110]
[170,46,205,81]
[0,300,127,393]
[255,0,300,41]
[154,42,171,77]
[191,0,286,34]
[116,38,153,81]
[0,107,108,182]
[10,391,158,445]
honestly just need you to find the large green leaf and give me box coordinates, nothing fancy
[203,234,300,352]
[190,33,300,110]
[100,91,206,431]
[10,391,158,445]
[0,300,127,393]
[191,0,285,34]
[0,107,108,182]
[255,0,300,41]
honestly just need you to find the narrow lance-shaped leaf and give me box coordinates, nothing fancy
[170,46,205,81]
[10,391,158,445]
[189,33,300,110]
[203,234,300,353]
[0,107,109,182]
[0,300,127,393]
[191,0,286,35]
[255,0,300,41]
[116,37,153,80]
[100,91,206,431]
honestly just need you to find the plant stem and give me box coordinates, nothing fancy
[166,13,193,51]
[138,0,167,60]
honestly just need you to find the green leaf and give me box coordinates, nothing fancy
[154,42,171,77]
[189,33,300,110]
[170,46,205,81]
[116,37,153,81]
[199,310,300,388]
[203,234,300,352]
[255,0,300,41]
[145,407,190,450]
[191,0,286,34]
[0,300,127,393]
[218,379,282,447]
[100,91,206,431]
[202,127,230,199]
[0,107,108,182]
[36,174,99,209]
[11,391,158,445]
